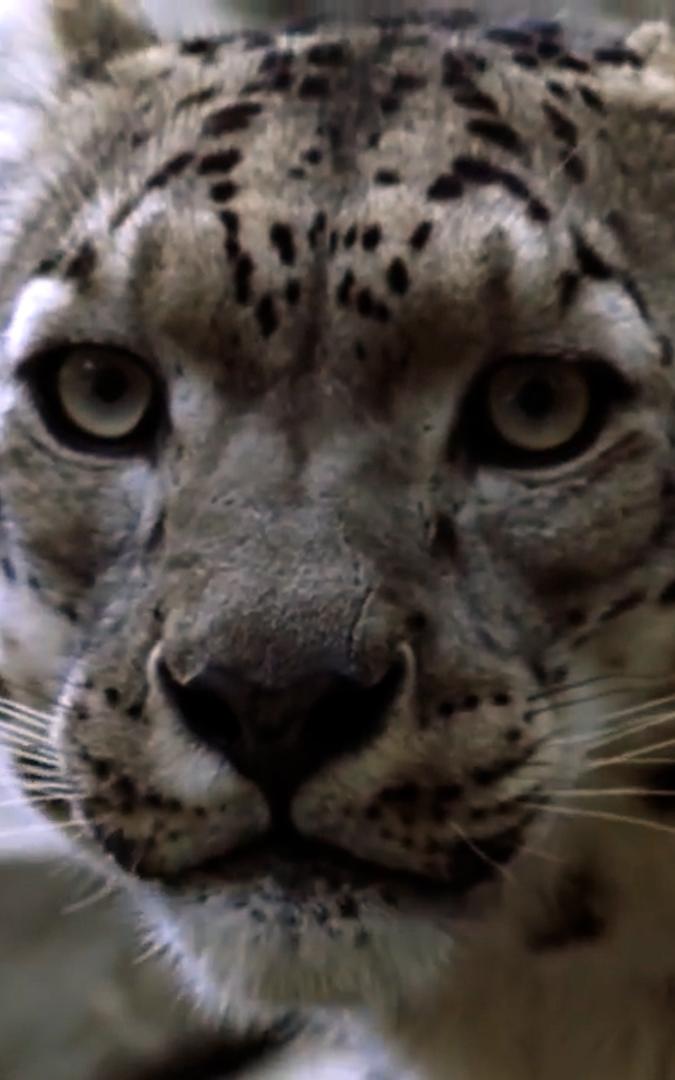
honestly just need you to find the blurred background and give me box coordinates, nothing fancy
[0,0,668,1078]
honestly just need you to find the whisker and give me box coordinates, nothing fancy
[586,709,675,752]
[526,671,673,704]
[523,801,675,839]
[62,880,117,916]
[549,787,675,799]
[0,695,57,724]
[553,707,675,751]
[450,821,515,884]
[591,756,675,769]
[588,734,675,764]
[133,938,169,967]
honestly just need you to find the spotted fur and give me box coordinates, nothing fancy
[4,5,675,1079]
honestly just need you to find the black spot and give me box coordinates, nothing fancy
[485,27,533,47]
[453,88,499,114]
[362,225,382,251]
[210,181,238,203]
[380,94,401,114]
[35,252,63,276]
[339,896,359,919]
[1,557,15,583]
[219,210,240,236]
[527,198,551,223]
[546,79,569,100]
[285,279,301,305]
[659,579,675,604]
[307,42,347,66]
[441,52,470,89]
[374,169,401,186]
[174,86,220,114]
[453,155,501,184]
[180,36,221,57]
[492,693,511,707]
[343,225,358,249]
[337,270,355,306]
[573,231,613,280]
[579,85,606,114]
[271,70,294,92]
[471,754,523,786]
[65,241,97,283]
[198,149,242,175]
[563,152,586,183]
[527,868,607,952]
[557,54,590,73]
[463,695,480,710]
[234,254,254,304]
[303,147,323,165]
[559,271,580,311]
[537,41,561,59]
[623,276,650,321]
[59,602,78,624]
[201,102,262,136]
[308,211,327,249]
[287,167,306,180]
[259,49,294,73]
[599,590,646,622]
[438,702,455,718]
[513,52,539,69]
[593,46,643,69]
[270,223,296,267]
[427,174,463,200]
[357,288,374,317]
[386,257,410,296]
[298,74,331,99]
[111,197,140,232]
[409,221,433,251]
[467,118,524,155]
[145,152,195,190]
[392,71,426,93]
[544,102,578,145]
[256,294,279,338]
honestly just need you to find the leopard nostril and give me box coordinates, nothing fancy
[157,655,405,802]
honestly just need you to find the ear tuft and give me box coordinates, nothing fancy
[50,0,157,73]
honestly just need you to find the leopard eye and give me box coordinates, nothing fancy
[458,357,633,469]
[487,362,590,453]
[22,346,163,455]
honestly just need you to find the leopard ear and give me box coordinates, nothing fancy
[625,22,675,74]
[50,0,157,74]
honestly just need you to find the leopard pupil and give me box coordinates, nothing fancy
[516,378,556,421]
[92,366,129,404]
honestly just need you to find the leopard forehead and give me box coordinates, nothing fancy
[6,11,659,392]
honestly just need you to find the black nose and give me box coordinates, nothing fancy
[157,657,404,806]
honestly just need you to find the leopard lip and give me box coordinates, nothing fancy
[162,825,518,901]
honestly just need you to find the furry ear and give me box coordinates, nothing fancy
[626,21,675,75]
[50,0,157,74]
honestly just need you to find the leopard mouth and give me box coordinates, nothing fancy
[162,822,525,903]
